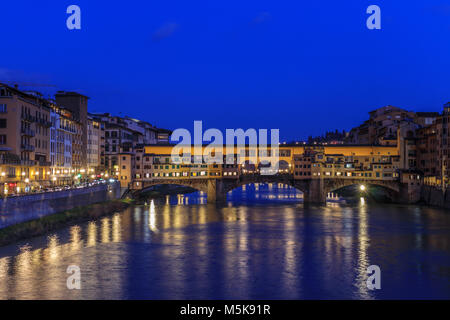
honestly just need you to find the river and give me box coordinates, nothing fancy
[0,183,449,299]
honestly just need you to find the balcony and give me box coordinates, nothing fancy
[0,158,36,166]
[37,160,52,167]
[21,113,35,122]
[35,118,52,127]
[21,128,35,137]
[60,125,76,133]
[21,144,35,152]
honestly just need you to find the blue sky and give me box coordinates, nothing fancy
[1,1,449,140]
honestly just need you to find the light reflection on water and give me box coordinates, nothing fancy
[0,183,449,299]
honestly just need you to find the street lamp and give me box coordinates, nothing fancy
[360,185,366,191]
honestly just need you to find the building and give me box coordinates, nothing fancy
[435,103,450,186]
[0,83,53,193]
[155,128,172,144]
[89,113,171,177]
[49,104,77,184]
[293,146,400,181]
[345,105,416,145]
[55,91,89,168]
[87,115,105,173]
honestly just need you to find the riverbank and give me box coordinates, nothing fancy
[0,182,121,228]
[0,199,133,247]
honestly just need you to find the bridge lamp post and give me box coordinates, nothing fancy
[360,185,366,191]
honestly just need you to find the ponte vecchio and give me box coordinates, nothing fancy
[123,144,422,204]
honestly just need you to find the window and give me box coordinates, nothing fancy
[0,135,6,145]
[0,104,6,113]
[0,119,6,128]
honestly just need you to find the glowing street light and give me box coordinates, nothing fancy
[360,185,366,191]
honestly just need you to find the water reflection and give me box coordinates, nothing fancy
[0,185,449,299]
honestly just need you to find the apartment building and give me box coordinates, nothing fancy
[89,113,171,177]
[293,148,400,181]
[122,117,157,145]
[412,103,450,186]
[55,91,89,168]
[435,103,450,185]
[346,106,419,145]
[155,128,171,144]
[0,84,55,193]
[0,85,51,163]
[49,104,78,184]
[87,115,105,173]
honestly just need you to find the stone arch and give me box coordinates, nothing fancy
[324,179,400,198]
[277,160,290,173]
[132,179,209,196]
[222,175,308,195]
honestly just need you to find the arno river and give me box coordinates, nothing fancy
[0,184,449,300]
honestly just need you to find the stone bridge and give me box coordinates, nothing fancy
[129,174,415,204]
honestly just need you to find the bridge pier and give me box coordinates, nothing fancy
[398,182,421,204]
[207,179,226,203]
[303,178,326,205]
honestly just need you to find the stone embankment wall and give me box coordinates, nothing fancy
[0,182,121,229]
[420,185,450,209]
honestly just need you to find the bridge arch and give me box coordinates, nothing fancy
[222,175,308,195]
[323,179,400,200]
[132,179,210,197]
[224,181,306,195]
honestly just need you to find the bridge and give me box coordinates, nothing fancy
[123,144,422,204]
[131,174,407,204]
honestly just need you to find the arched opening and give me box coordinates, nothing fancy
[277,160,290,174]
[242,160,257,174]
[227,182,304,204]
[134,183,206,204]
[329,183,398,204]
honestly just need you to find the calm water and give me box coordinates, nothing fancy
[0,184,449,300]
